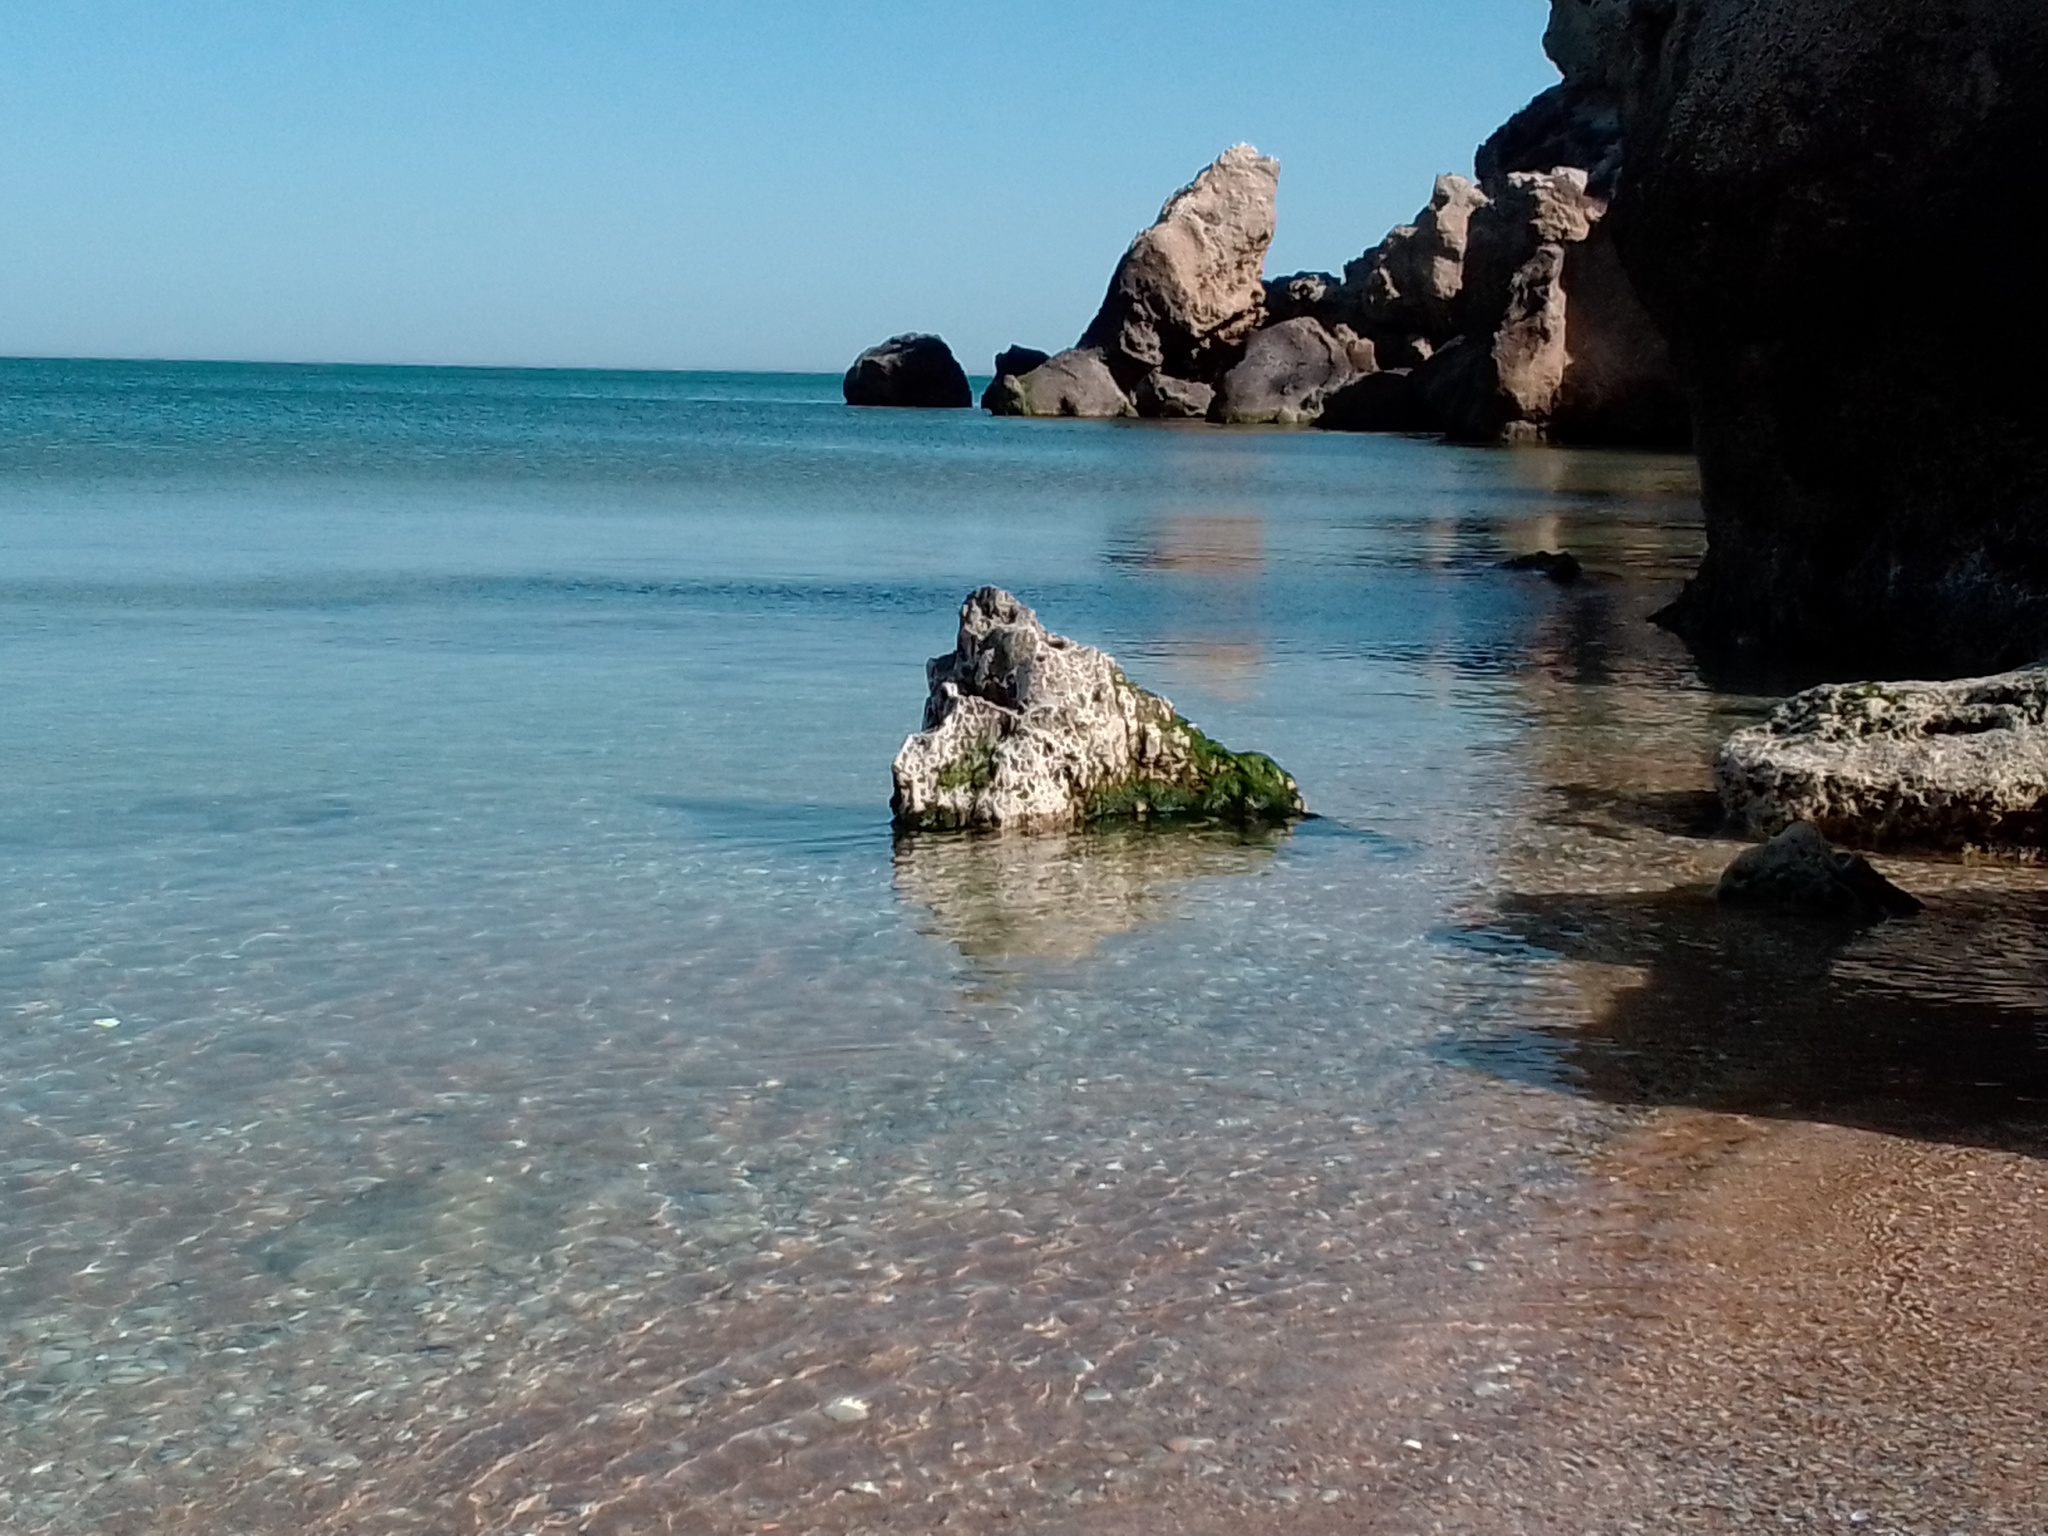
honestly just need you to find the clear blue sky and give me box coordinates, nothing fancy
[0,2,1559,372]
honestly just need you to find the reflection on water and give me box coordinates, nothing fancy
[893,824,1290,964]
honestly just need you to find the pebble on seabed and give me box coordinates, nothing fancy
[821,1395,870,1424]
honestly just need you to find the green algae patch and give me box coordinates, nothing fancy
[1080,719,1304,826]
[934,738,999,794]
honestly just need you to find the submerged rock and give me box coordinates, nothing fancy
[1500,549,1584,584]
[842,334,972,408]
[891,587,1304,832]
[1078,145,1279,387]
[989,349,1135,419]
[1717,669,2048,853]
[1715,821,1922,920]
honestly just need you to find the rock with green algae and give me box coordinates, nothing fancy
[891,587,1304,832]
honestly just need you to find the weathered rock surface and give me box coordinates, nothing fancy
[980,346,1051,412]
[1717,669,2048,853]
[1132,372,1215,420]
[1714,821,1922,921]
[989,349,1135,419]
[1209,317,1359,426]
[1317,162,1683,446]
[1548,0,2048,675]
[1346,174,1490,364]
[843,334,972,409]
[891,588,1304,832]
[1078,145,1279,387]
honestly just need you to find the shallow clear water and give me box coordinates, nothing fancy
[0,357,1894,1531]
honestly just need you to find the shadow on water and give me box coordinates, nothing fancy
[892,821,1296,965]
[1454,886,2048,1157]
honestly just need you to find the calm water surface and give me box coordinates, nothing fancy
[13,359,2006,1533]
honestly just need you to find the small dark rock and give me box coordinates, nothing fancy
[1500,550,1584,584]
[844,334,972,409]
[1714,821,1922,921]
[980,346,1052,412]
[1316,369,1425,434]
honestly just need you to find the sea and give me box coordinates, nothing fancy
[7,359,2029,1534]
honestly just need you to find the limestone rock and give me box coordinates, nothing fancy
[990,349,1135,419]
[1078,145,1279,386]
[981,346,1051,412]
[843,334,972,409]
[1408,171,1685,446]
[891,588,1304,832]
[1132,372,1215,420]
[1716,669,2048,853]
[1551,0,2048,674]
[1347,174,1490,360]
[1210,317,1358,425]
[1715,821,1922,921]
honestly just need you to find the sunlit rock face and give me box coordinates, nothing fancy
[1717,669,2048,853]
[1077,145,1279,389]
[890,588,1303,833]
[1549,0,2048,675]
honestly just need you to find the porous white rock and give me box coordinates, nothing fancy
[890,588,1303,832]
[1716,668,2048,851]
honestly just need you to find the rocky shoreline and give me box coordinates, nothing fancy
[851,0,2048,861]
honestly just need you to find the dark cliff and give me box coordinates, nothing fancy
[1549,0,2048,678]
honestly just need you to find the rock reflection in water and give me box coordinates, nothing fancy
[892,822,1290,963]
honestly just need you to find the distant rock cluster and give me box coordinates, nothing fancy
[846,119,1684,446]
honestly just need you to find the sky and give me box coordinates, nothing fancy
[0,2,1560,373]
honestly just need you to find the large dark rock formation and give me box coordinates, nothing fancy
[1548,0,2048,676]
[842,334,972,408]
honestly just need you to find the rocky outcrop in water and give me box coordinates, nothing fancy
[1717,669,2048,854]
[1210,317,1359,426]
[1546,0,2048,675]
[891,587,1304,832]
[842,334,972,408]
[1077,145,1279,391]
[980,346,1051,412]
[1714,821,1922,921]
[987,349,1135,419]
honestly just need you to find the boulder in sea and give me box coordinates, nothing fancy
[891,587,1305,832]
[1716,669,2048,853]
[989,349,1135,419]
[1078,145,1279,387]
[1132,371,1215,420]
[843,334,972,408]
[980,346,1052,412]
[1209,317,1360,425]
[1714,821,1922,921]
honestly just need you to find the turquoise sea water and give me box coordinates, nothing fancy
[0,359,1738,1532]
